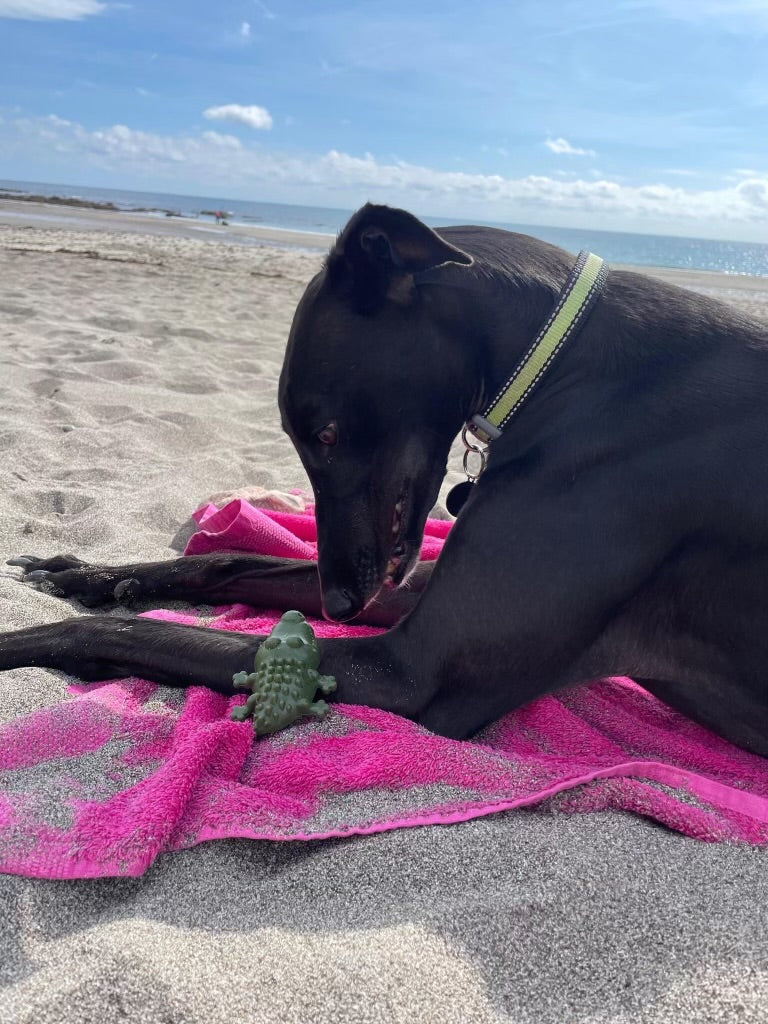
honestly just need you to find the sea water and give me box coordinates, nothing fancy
[2,178,766,277]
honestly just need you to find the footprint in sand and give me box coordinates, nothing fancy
[24,490,94,516]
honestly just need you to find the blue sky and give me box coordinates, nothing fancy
[1,0,767,240]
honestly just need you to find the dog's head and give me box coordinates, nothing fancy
[279,204,474,622]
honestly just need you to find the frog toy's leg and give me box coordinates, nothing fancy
[318,675,337,695]
[308,699,330,719]
[232,670,252,690]
[231,692,258,722]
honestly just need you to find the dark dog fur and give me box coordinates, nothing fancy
[3,204,768,753]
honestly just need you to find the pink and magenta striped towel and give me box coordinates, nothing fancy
[1,497,767,879]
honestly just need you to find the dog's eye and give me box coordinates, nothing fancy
[316,422,338,446]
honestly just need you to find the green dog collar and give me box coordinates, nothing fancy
[469,250,608,447]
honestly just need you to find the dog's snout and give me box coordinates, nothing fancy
[322,586,361,623]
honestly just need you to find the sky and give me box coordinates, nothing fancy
[0,0,767,241]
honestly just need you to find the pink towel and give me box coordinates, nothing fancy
[1,499,767,879]
[184,498,451,561]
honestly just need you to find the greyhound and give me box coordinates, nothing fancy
[2,204,767,753]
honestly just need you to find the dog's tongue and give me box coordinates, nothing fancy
[446,481,474,516]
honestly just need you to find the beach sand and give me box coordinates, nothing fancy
[1,201,767,1023]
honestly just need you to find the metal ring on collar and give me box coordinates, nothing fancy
[461,425,487,482]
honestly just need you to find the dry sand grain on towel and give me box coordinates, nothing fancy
[1,211,768,1024]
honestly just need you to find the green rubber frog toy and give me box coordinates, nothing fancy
[230,610,337,736]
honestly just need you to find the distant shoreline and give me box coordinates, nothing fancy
[2,182,767,277]
[0,184,343,233]
[0,187,173,216]
[0,185,242,220]
[0,196,334,251]
[2,198,768,305]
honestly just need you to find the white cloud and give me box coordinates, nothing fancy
[3,115,768,236]
[545,137,597,158]
[202,104,272,131]
[200,130,242,149]
[0,0,104,17]
[239,20,250,38]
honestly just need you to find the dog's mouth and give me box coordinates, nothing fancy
[383,492,416,588]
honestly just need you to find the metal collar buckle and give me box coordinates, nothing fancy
[460,425,488,483]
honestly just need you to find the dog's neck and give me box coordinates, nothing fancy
[474,251,606,444]
[420,243,585,426]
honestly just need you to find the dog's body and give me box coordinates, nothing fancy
[3,205,768,753]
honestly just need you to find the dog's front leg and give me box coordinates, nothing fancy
[9,553,434,626]
[396,473,681,738]
[0,617,424,718]
[0,616,261,692]
[8,552,318,608]
[8,552,331,606]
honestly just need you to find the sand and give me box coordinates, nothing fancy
[1,199,768,1023]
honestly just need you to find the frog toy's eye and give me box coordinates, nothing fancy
[317,422,338,446]
[263,637,280,650]
[285,636,304,648]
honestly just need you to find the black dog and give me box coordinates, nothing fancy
[3,205,768,754]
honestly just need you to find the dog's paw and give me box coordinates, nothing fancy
[113,577,143,605]
[7,553,113,606]
[7,553,86,573]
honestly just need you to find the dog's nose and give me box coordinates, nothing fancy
[322,586,359,623]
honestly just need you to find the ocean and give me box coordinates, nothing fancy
[2,177,767,278]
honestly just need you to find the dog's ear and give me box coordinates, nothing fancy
[326,204,472,312]
[354,209,473,272]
